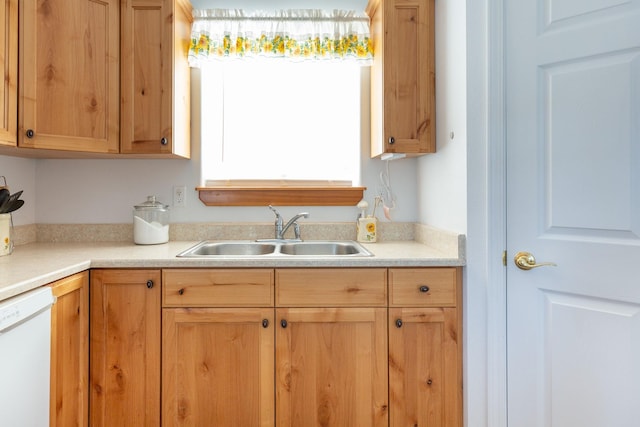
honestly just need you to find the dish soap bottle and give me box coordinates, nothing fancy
[356,200,377,243]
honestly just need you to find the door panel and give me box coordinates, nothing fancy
[542,292,640,426]
[543,52,639,236]
[506,0,640,426]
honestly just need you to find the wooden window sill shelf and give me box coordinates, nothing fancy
[197,186,366,206]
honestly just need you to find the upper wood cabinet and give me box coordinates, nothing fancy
[19,0,120,153]
[367,0,435,158]
[120,0,191,158]
[13,0,191,157]
[0,0,17,147]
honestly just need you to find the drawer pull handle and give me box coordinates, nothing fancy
[146,280,154,289]
[280,319,288,328]
[419,285,430,293]
[262,319,269,328]
[395,319,403,328]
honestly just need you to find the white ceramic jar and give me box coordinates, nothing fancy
[133,196,169,245]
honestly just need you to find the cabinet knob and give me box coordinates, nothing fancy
[26,129,35,138]
[160,137,168,145]
[146,280,154,289]
[262,319,270,328]
[388,136,395,144]
[419,285,430,293]
[280,319,288,328]
[395,319,403,328]
[178,288,184,295]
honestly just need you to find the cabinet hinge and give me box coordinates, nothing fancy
[502,250,507,266]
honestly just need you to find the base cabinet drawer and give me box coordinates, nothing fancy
[389,268,458,307]
[163,269,274,307]
[276,268,387,307]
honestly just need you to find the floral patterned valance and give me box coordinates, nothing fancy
[188,9,373,66]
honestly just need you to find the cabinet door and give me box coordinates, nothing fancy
[276,307,388,427]
[369,0,435,157]
[90,269,161,427]
[163,308,275,426]
[388,308,461,427]
[50,272,89,427]
[0,0,17,146]
[120,0,191,157]
[19,0,119,153]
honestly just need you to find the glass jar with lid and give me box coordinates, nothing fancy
[133,196,169,245]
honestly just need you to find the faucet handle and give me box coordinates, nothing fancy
[268,205,281,219]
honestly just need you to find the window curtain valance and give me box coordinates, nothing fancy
[188,9,373,66]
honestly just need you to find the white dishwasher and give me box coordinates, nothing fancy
[0,287,55,427]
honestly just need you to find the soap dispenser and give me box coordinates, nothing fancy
[356,200,377,243]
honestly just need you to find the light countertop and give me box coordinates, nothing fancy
[0,240,464,302]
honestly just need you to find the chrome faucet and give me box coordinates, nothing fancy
[268,205,309,240]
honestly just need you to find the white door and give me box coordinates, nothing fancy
[506,1,640,426]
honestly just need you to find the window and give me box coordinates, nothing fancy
[200,59,365,186]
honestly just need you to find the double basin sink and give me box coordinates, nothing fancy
[177,240,373,257]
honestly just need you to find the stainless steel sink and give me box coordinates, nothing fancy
[279,241,369,256]
[177,240,372,257]
[179,241,277,256]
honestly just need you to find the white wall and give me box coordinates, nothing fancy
[26,67,419,225]
[31,156,418,224]
[417,0,467,234]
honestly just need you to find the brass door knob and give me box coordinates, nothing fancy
[514,252,557,270]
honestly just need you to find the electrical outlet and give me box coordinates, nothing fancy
[173,185,186,207]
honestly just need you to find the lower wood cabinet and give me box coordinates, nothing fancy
[86,266,462,426]
[274,268,389,426]
[388,268,462,426]
[388,307,461,427]
[50,271,89,427]
[162,269,275,426]
[162,308,275,426]
[275,307,388,426]
[89,269,161,427]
